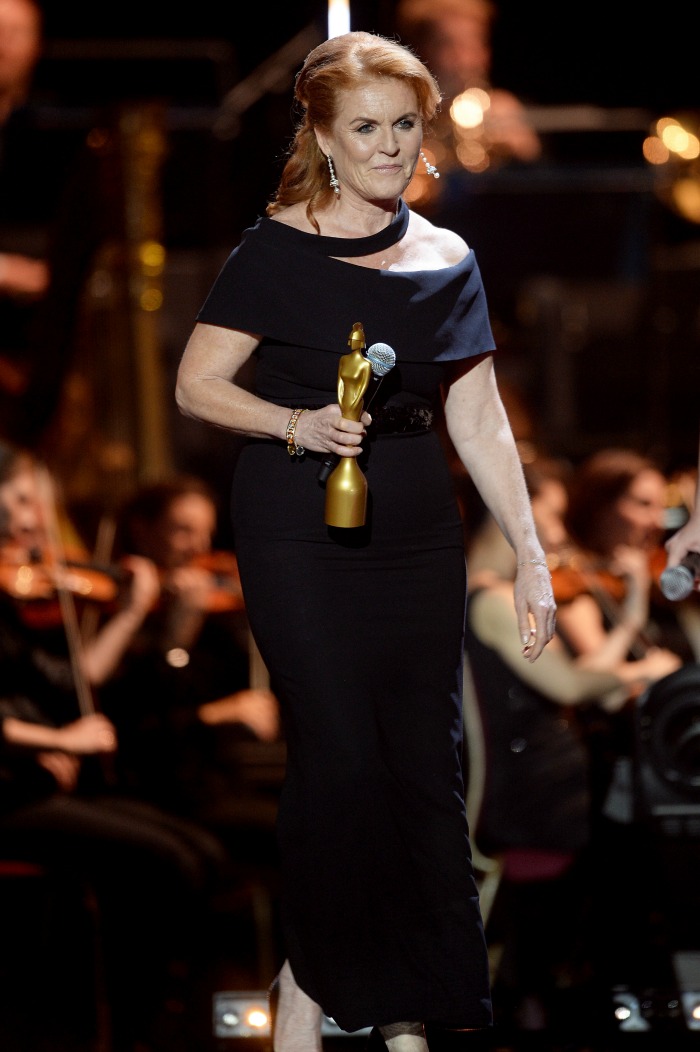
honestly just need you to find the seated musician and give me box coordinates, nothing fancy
[464,453,682,1035]
[0,438,232,1051]
[99,476,282,848]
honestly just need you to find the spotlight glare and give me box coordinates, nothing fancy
[246,1007,269,1029]
[643,135,669,164]
[450,89,488,130]
[662,123,691,154]
[681,993,700,1030]
[612,990,651,1032]
[327,0,350,38]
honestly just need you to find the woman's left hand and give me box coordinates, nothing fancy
[513,560,557,662]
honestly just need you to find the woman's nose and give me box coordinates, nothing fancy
[379,132,399,154]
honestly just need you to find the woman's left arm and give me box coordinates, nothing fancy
[444,352,556,659]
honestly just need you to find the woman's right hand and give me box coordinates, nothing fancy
[56,713,118,755]
[293,405,371,458]
[612,545,652,630]
[632,647,683,684]
[120,554,161,616]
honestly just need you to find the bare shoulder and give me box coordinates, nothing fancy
[269,203,315,232]
[407,209,470,266]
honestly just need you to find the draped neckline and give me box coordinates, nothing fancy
[265,198,410,258]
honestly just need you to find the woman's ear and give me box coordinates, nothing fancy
[313,126,330,158]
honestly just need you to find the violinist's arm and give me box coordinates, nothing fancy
[553,593,682,688]
[79,556,160,686]
[469,585,626,708]
[555,593,645,669]
[198,688,280,742]
[2,711,117,754]
[555,543,656,668]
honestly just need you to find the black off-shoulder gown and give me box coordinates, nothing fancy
[197,200,494,1033]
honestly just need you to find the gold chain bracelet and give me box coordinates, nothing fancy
[286,408,308,456]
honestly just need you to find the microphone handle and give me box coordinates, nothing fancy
[317,378,385,484]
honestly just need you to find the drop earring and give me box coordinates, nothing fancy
[327,154,340,196]
[421,150,440,179]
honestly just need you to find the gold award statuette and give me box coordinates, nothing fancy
[324,322,372,528]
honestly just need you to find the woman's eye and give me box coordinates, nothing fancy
[356,123,374,134]
[396,119,415,129]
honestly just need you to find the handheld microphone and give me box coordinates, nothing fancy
[317,342,396,484]
[659,550,700,601]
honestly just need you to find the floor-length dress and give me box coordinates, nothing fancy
[196,199,494,1033]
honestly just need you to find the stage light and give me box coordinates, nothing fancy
[644,111,700,224]
[213,992,271,1039]
[680,994,700,1030]
[328,0,350,38]
[674,951,700,1031]
[611,989,650,1032]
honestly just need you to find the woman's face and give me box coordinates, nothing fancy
[0,465,43,551]
[610,468,667,551]
[155,493,216,570]
[532,478,569,554]
[316,77,423,204]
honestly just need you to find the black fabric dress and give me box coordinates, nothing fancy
[196,199,494,1032]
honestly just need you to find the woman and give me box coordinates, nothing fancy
[561,447,690,670]
[176,31,555,1052]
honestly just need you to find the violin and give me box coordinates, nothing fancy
[546,545,668,606]
[0,539,125,624]
[548,551,628,604]
[0,539,247,626]
[189,550,245,613]
[158,550,246,614]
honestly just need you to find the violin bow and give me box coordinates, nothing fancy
[33,463,97,718]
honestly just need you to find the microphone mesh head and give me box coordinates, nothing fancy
[660,564,694,602]
[365,342,396,377]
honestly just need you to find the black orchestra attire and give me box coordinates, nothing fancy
[197,198,494,1033]
[0,592,228,1047]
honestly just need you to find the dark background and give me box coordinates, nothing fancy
[33,0,697,111]
[14,0,700,511]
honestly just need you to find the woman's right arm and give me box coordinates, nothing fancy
[176,323,289,439]
[176,322,369,456]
